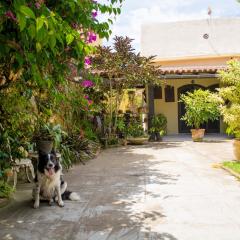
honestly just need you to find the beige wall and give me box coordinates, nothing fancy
[152,55,240,68]
[153,78,224,134]
[141,18,240,59]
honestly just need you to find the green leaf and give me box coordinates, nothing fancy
[36,18,44,32]
[36,42,42,52]
[28,24,36,39]
[19,5,36,19]
[66,34,74,45]
[36,27,47,42]
[49,36,56,50]
[17,13,26,31]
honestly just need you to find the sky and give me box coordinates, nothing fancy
[101,0,240,52]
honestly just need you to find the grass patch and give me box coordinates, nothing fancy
[223,161,240,175]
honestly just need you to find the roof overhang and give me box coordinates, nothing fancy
[152,54,240,63]
[159,65,226,75]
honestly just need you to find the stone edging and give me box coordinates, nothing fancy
[221,166,240,180]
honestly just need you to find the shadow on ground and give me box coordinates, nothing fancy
[0,145,179,240]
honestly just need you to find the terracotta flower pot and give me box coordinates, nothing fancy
[233,139,240,161]
[191,129,205,142]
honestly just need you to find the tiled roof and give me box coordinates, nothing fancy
[159,65,226,74]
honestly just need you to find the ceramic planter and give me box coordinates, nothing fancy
[191,129,205,142]
[233,139,240,161]
[127,137,148,145]
[36,140,53,154]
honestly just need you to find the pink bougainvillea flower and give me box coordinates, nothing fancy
[84,57,91,65]
[5,10,17,22]
[88,99,93,105]
[92,10,98,18]
[35,2,41,9]
[81,80,94,88]
[35,0,44,9]
[71,22,78,29]
[84,95,89,99]
[87,32,97,43]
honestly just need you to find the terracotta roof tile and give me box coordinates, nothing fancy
[159,65,226,74]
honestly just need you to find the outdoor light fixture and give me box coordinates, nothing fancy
[203,33,209,39]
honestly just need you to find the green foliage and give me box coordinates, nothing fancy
[126,121,146,138]
[0,87,34,172]
[60,135,100,169]
[0,181,14,198]
[34,123,65,149]
[180,89,221,129]
[223,161,240,175]
[116,117,125,132]
[0,0,123,174]
[81,121,98,141]
[92,36,161,133]
[218,60,240,138]
[149,114,167,135]
[0,0,122,91]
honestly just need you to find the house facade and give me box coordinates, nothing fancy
[141,18,240,134]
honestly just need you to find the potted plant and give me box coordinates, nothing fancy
[126,120,148,145]
[219,60,240,160]
[149,114,167,142]
[34,123,63,153]
[180,89,221,142]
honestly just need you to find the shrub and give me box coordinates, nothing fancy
[180,89,221,129]
[219,60,240,138]
[149,114,167,136]
[0,181,14,199]
[126,121,146,138]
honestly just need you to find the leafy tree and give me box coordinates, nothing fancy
[0,0,123,91]
[0,0,123,176]
[92,36,161,133]
[218,60,240,138]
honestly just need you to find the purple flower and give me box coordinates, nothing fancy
[5,10,17,22]
[71,22,78,29]
[84,57,91,65]
[87,32,97,43]
[84,95,89,99]
[81,80,94,88]
[92,10,98,18]
[88,99,93,105]
[35,2,41,9]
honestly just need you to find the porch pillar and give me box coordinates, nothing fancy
[148,85,155,130]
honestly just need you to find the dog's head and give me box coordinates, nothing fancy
[38,151,60,177]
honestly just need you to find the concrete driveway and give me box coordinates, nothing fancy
[0,135,240,240]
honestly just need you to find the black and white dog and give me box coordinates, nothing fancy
[33,150,79,208]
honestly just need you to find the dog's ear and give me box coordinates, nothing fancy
[51,149,56,155]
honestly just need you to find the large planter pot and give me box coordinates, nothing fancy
[233,139,240,161]
[36,140,53,154]
[127,137,148,145]
[191,129,205,142]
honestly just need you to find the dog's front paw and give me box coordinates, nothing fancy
[58,200,64,207]
[49,199,54,206]
[33,202,39,209]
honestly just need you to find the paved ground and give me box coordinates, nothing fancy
[0,135,240,240]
